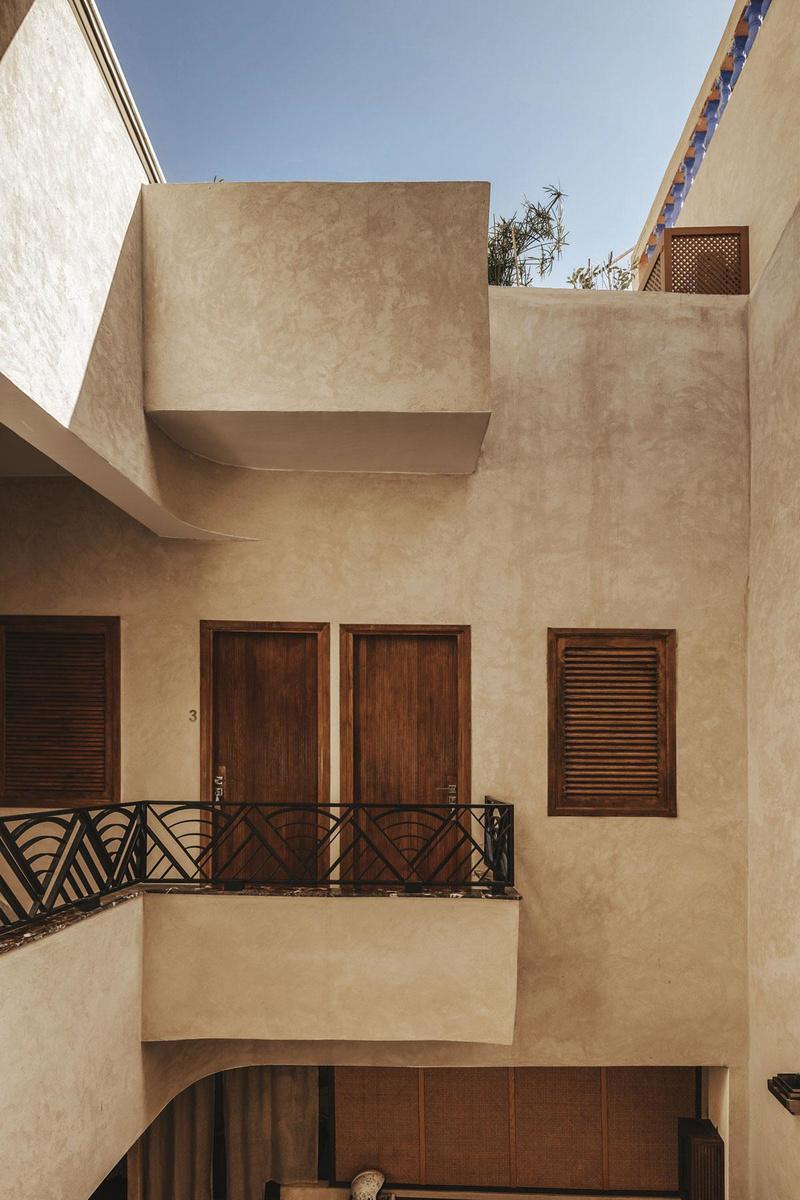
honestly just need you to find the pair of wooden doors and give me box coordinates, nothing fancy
[199,622,470,884]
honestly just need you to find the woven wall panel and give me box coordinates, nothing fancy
[606,1066,696,1191]
[514,1067,603,1189]
[334,1067,421,1184]
[423,1067,511,1186]
[1,618,119,802]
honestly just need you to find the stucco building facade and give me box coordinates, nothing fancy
[0,2,797,1199]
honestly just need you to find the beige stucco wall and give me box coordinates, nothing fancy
[142,182,489,417]
[0,900,147,1200]
[0,285,751,1192]
[0,0,145,428]
[646,0,800,291]
[142,894,518,1044]
[0,892,515,1198]
[0,7,493,511]
[0,0,237,538]
[746,197,800,1199]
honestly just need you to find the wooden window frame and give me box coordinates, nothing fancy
[338,624,471,808]
[0,614,120,808]
[199,620,330,804]
[548,627,676,818]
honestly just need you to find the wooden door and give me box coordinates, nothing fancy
[200,621,329,882]
[340,625,470,885]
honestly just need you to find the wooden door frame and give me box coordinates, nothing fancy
[339,624,471,808]
[199,620,330,804]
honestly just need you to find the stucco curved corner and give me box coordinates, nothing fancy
[0,374,245,540]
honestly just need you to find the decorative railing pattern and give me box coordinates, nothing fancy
[0,799,515,936]
[639,0,773,276]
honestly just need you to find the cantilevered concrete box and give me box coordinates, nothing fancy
[143,181,490,473]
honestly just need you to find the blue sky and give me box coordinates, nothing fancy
[97,0,734,285]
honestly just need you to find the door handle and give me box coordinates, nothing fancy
[213,765,226,804]
[436,782,458,810]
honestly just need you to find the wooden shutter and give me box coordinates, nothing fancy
[0,616,120,805]
[548,628,676,817]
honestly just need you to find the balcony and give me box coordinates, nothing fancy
[0,798,519,1044]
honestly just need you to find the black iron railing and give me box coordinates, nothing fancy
[0,798,514,936]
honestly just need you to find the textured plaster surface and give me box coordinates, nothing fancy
[142,894,519,1043]
[747,198,800,1199]
[0,900,147,1200]
[0,18,493,518]
[0,0,145,424]
[0,0,244,535]
[0,285,751,1191]
[142,181,490,417]
[0,0,234,538]
[675,0,800,289]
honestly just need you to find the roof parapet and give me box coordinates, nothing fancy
[67,0,165,183]
[636,0,772,276]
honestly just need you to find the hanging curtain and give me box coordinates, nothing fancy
[224,1066,319,1200]
[127,1076,215,1200]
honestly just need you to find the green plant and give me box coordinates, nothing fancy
[487,186,567,286]
[567,250,635,291]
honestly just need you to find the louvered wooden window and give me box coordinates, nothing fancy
[548,629,676,817]
[0,616,120,806]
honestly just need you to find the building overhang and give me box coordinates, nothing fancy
[148,409,492,474]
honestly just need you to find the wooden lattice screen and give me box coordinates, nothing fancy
[641,226,749,294]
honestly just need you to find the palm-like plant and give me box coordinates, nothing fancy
[487,185,567,286]
[567,250,635,291]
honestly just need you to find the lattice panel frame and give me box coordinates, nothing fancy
[641,227,748,294]
[642,248,664,292]
[667,227,748,294]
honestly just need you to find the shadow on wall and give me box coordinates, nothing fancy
[0,0,35,61]
[65,196,227,527]
[0,190,234,541]
[108,1066,319,1200]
